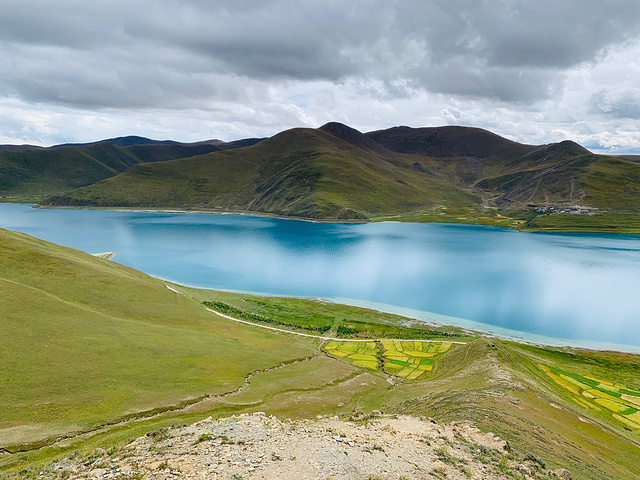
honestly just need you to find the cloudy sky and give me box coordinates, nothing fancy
[2,0,640,153]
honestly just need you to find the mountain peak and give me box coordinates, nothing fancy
[318,122,389,154]
[318,122,365,140]
[554,140,591,156]
[366,125,524,158]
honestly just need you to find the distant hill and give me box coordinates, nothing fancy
[215,137,266,150]
[51,135,265,149]
[366,125,532,158]
[52,135,183,148]
[0,144,45,152]
[0,136,263,198]
[618,155,640,163]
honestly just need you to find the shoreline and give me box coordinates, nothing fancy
[91,251,116,260]
[31,204,371,225]
[203,306,468,344]
[8,201,640,241]
[4,203,640,353]
[29,203,640,234]
[320,296,640,355]
[171,281,640,356]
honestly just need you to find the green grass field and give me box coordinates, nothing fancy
[2,229,640,480]
[374,206,640,234]
[324,341,381,370]
[0,228,319,452]
[196,290,473,340]
[525,211,640,233]
[380,340,452,379]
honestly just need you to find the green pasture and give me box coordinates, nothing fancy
[0,228,318,453]
[193,289,472,340]
[526,211,640,233]
[373,206,528,229]
[380,340,452,379]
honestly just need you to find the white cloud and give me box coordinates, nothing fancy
[0,0,640,153]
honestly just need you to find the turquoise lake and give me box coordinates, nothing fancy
[2,203,640,351]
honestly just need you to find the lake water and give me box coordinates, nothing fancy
[2,203,640,351]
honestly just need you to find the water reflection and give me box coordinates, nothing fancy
[2,203,640,348]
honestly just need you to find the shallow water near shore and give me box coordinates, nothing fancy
[2,203,640,350]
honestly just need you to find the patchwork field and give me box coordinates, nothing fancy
[381,340,452,379]
[540,364,640,433]
[323,340,455,380]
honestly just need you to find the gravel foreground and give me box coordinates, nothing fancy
[40,413,571,480]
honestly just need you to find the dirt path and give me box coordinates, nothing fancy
[4,353,322,454]
[4,291,464,455]
[90,251,116,259]
[205,308,468,344]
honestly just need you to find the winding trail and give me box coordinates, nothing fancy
[5,292,466,455]
[5,354,322,454]
[205,307,468,344]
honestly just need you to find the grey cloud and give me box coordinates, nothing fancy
[413,60,563,103]
[460,0,640,68]
[0,2,129,48]
[1,0,640,111]
[382,0,640,101]
[591,88,640,119]
[0,40,273,110]
[124,1,386,81]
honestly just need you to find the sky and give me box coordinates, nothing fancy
[2,1,640,153]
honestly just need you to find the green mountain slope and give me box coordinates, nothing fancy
[475,141,595,207]
[45,123,480,219]
[6,122,640,227]
[0,142,225,198]
[0,229,316,450]
[583,156,640,212]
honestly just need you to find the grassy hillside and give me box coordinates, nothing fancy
[47,125,479,219]
[0,142,224,200]
[583,156,640,212]
[1,231,640,479]
[0,228,318,452]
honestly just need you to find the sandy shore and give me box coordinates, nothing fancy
[90,251,116,259]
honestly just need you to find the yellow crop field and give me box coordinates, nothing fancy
[594,398,628,413]
[323,340,456,380]
[622,394,640,407]
[540,364,640,434]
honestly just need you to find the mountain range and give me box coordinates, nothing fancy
[2,123,640,228]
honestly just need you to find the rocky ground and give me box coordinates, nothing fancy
[38,413,571,480]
